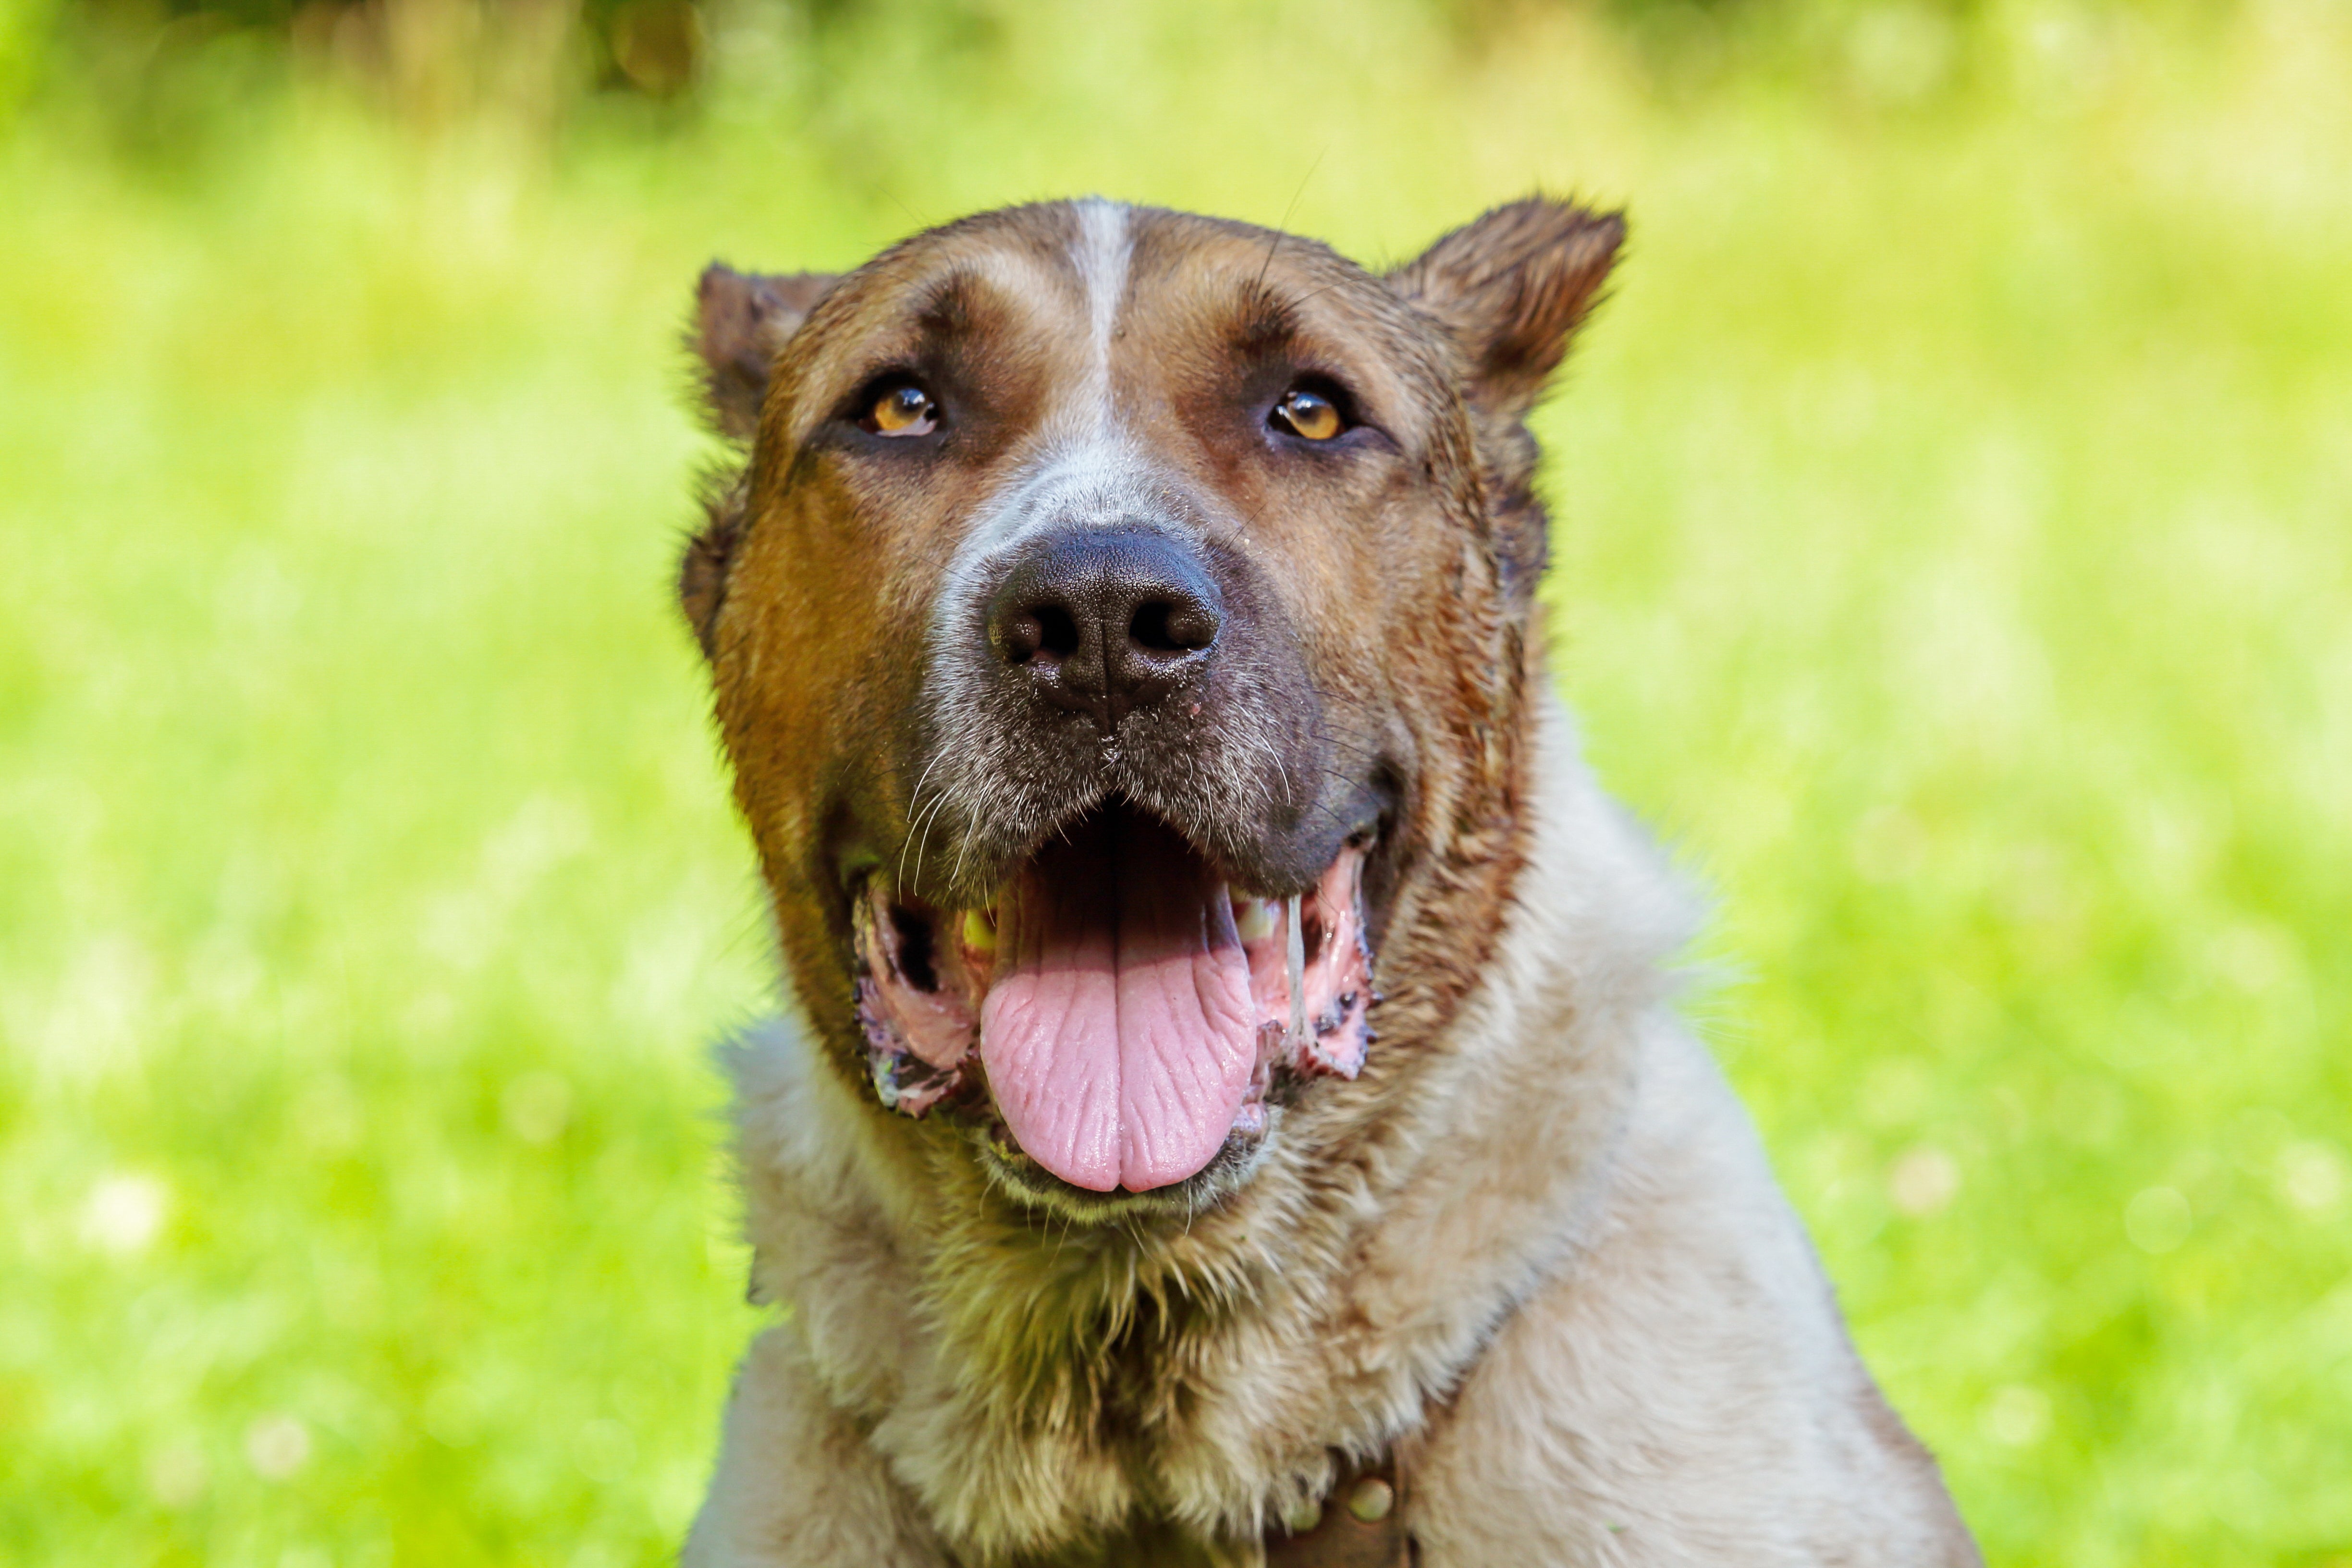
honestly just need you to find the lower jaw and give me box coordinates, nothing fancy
[963,1110,1275,1221]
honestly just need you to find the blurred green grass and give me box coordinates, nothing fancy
[3,0,2349,1563]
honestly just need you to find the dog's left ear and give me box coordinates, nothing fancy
[693,264,839,441]
[1387,198,1623,419]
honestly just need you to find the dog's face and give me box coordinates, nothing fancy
[686,199,1617,1220]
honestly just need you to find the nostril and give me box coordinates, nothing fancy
[999,604,1081,666]
[1035,605,1080,659]
[1129,601,1177,653]
[1130,599,1216,655]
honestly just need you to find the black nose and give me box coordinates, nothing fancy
[987,525,1223,726]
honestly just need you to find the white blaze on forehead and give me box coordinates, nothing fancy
[1028,196,1133,466]
[932,199,1160,633]
[1071,196,1131,436]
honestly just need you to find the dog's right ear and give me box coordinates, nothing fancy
[683,265,835,660]
[693,264,838,442]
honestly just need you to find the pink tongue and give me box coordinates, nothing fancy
[978,815,1258,1192]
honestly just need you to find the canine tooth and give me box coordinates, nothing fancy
[1233,897,1275,942]
[962,908,996,953]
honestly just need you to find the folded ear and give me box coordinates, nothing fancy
[1386,198,1623,418]
[694,264,839,441]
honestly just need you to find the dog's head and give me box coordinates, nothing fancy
[685,198,1618,1221]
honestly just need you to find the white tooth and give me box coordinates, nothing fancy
[1286,894,1307,1047]
[962,908,996,954]
[1234,897,1275,943]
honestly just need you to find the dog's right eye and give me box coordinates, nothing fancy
[862,382,938,438]
[1270,385,1348,442]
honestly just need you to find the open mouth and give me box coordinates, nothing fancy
[852,802,1374,1199]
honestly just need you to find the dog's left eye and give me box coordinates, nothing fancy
[1271,387,1345,442]
[864,382,938,437]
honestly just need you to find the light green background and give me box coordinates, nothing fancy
[3,0,2347,1562]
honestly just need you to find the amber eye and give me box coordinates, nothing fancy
[1273,387,1344,441]
[866,383,937,437]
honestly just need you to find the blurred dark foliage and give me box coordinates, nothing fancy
[67,0,704,97]
[15,0,2019,115]
[6,0,2105,163]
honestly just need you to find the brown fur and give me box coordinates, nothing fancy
[673,198,1979,1566]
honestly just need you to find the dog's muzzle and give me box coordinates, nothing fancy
[852,501,1381,1205]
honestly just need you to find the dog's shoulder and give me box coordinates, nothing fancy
[725,1017,927,1418]
[1409,1018,1980,1563]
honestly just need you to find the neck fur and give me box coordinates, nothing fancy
[725,688,1696,1557]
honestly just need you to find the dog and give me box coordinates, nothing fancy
[672,196,1979,1566]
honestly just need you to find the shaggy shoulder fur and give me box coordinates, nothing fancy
[686,695,1976,1565]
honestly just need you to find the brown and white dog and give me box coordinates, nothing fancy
[674,197,1979,1566]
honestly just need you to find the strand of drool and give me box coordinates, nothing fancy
[1286,894,1307,1048]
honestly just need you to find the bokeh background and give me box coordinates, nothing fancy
[3,0,2348,1561]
